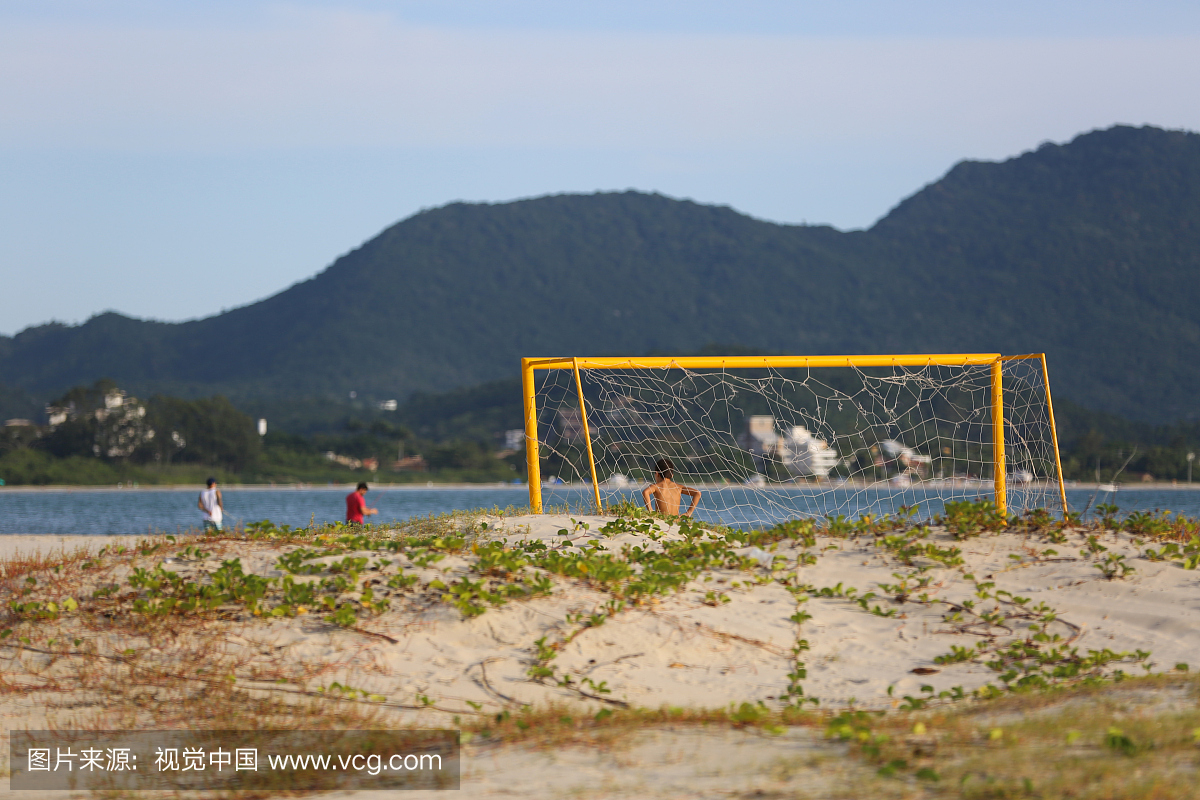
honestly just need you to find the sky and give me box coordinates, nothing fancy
[2,1,1200,335]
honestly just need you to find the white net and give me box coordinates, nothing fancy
[530,358,1062,527]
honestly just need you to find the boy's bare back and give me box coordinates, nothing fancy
[642,477,701,517]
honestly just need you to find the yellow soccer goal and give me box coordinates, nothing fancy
[520,354,1067,525]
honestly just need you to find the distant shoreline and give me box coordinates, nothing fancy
[0,483,530,493]
[2,482,1198,493]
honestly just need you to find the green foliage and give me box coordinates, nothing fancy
[1094,553,1135,580]
[246,520,306,539]
[729,701,767,726]
[1104,727,1137,756]
[1096,503,1121,529]
[29,381,260,470]
[935,644,979,665]
[0,448,128,485]
[144,395,261,470]
[826,710,889,761]
[526,636,558,681]
[1057,408,1200,481]
[386,572,419,590]
[878,527,964,567]
[424,440,498,471]
[278,576,316,609]
[439,576,507,617]
[939,500,1008,539]
[0,374,525,483]
[394,379,524,443]
[327,556,369,574]
[6,126,1200,439]
[276,548,331,574]
[119,558,270,615]
[472,541,531,576]
[327,604,357,627]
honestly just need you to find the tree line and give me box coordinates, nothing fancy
[0,380,523,485]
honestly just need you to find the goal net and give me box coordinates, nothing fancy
[521,354,1065,527]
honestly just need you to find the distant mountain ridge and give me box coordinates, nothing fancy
[2,124,1198,425]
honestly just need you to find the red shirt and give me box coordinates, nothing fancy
[346,491,366,523]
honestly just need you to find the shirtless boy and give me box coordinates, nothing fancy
[641,457,701,517]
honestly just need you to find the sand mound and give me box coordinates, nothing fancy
[3,510,1197,726]
[5,509,1199,798]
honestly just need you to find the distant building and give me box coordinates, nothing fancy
[4,419,34,428]
[737,416,839,479]
[505,429,525,451]
[876,440,932,478]
[779,425,839,479]
[378,400,398,411]
[737,416,778,454]
[257,418,267,436]
[96,391,154,458]
[393,455,428,471]
[325,451,363,469]
[46,405,70,427]
[40,384,155,459]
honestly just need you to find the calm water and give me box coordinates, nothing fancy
[0,486,529,537]
[3,485,1200,536]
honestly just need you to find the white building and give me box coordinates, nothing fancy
[877,439,932,478]
[737,416,778,454]
[738,416,839,479]
[46,405,70,427]
[778,425,840,479]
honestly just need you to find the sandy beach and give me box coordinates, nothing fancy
[3,509,1199,797]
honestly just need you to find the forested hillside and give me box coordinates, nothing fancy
[1,124,1197,424]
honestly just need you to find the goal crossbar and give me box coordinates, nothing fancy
[520,353,1069,520]
[524,354,1001,370]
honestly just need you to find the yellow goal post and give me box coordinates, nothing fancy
[521,353,1069,520]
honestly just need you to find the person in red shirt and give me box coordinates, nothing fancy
[346,482,378,524]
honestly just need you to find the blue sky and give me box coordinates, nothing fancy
[2,1,1199,334]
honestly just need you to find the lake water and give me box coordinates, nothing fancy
[3,484,1200,537]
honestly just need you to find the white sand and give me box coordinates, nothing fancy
[6,516,1199,711]
[3,514,1199,797]
[374,514,1198,710]
[0,534,157,561]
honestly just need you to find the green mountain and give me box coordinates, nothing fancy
[2,124,1198,425]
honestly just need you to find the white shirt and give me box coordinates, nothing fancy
[199,488,222,523]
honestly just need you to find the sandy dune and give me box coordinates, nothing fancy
[3,511,1198,797]
[5,514,1198,713]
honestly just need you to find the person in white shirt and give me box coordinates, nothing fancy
[198,477,224,532]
